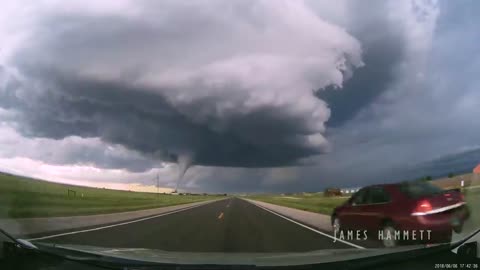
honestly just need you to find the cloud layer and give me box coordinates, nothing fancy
[1,0,480,192]
[1,0,362,168]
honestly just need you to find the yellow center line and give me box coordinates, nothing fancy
[218,212,224,220]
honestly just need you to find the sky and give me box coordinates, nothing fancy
[1,0,479,193]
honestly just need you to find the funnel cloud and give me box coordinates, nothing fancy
[175,154,194,191]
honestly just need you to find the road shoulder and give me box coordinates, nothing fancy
[243,198,333,232]
[0,199,221,238]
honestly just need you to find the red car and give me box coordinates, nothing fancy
[331,181,470,247]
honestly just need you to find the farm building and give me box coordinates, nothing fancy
[324,188,342,197]
[340,187,360,195]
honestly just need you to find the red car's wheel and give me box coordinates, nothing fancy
[381,222,398,248]
[453,223,463,233]
[332,216,341,235]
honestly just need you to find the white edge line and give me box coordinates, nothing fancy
[245,199,365,250]
[26,200,217,241]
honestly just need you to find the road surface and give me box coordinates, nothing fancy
[27,198,358,252]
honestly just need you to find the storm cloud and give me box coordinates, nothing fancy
[314,0,407,127]
[1,0,362,169]
[1,0,479,192]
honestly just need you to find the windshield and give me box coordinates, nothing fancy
[0,0,479,267]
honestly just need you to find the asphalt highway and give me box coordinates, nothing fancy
[30,198,354,252]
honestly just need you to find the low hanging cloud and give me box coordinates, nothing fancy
[0,124,157,172]
[0,0,363,169]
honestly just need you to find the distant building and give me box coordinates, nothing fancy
[340,187,360,195]
[474,163,480,174]
[324,188,342,197]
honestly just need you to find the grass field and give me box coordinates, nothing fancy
[247,193,348,215]
[0,173,222,218]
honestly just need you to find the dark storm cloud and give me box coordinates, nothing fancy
[318,36,405,127]
[0,0,363,170]
[407,148,480,180]
[1,69,322,168]
[22,137,157,173]
[303,0,480,190]
[316,0,406,127]
[5,0,478,194]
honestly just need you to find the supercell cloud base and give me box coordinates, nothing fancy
[0,0,479,193]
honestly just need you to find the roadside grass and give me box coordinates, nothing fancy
[246,193,348,215]
[451,187,480,240]
[464,187,480,223]
[0,173,222,218]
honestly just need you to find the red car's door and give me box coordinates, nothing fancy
[361,186,391,235]
[340,188,368,230]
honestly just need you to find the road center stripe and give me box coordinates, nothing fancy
[247,200,365,249]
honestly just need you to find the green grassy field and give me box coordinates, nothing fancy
[0,173,222,218]
[247,193,348,215]
[464,187,480,221]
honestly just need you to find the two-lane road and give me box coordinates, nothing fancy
[29,198,355,252]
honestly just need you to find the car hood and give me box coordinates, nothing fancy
[32,242,431,266]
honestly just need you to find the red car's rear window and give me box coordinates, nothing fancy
[399,182,443,198]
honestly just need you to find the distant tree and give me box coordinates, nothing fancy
[448,173,455,178]
[425,176,432,181]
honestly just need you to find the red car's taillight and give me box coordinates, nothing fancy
[413,199,433,215]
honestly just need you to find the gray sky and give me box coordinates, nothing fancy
[1,0,479,193]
